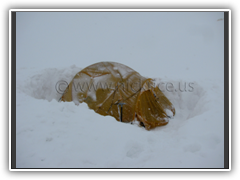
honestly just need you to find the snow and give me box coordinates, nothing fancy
[16,12,224,168]
[112,62,135,79]
[165,109,173,117]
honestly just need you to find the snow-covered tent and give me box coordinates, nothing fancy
[61,62,175,130]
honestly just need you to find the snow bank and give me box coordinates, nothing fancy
[17,65,82,101]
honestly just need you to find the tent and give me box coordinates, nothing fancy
[61,62,175,130]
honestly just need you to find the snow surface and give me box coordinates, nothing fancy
[16,12,224,168]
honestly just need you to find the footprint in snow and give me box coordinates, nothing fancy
[46,137,53,142]
[183,143,201,153]
[126,142,144,158]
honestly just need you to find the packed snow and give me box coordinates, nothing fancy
[16,12,224,168]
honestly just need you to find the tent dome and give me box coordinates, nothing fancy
[61,62,175,130]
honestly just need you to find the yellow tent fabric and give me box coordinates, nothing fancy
[61,62,175,130]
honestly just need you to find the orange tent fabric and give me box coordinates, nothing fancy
[61,62,175,130]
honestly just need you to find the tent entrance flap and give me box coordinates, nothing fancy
[136,90,169,130]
